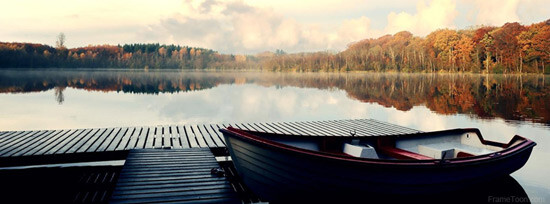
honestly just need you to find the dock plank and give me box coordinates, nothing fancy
[0,131,36,149]
[99,127,126,152]
[193,125,214,148]
[232,123,250,131]
[110,149,240,204]
[277,122,308,135]
[107,127,130,151]
[251,123,275,134]
[0,130,50,156]
[76,128,115,153]
[265,123,292,135]
[91,127,121,152]
[135,127,149,149]
[170,126,183,149]
[176,126,190,149]
[245,123,265,132]
[9,130,62,157]
[319,120,358,136]
[0,131,18,144]
[204,124,224,147]
[0,119,420,166]
[144,126,155,149]
[0,130,30,144]
[60,129,99,154]
[0,131,11,138]
[212,124,227,144]
[197,125,217,148]
[259,122,285,134]
[345,119,390,136]
[291,121,325,136]
[124,127,140,150]
[61,128,102,154]
[183,126,200,148]
[191,125,208,148]
[50,129,90,154]
[24,129,71,156]
[367,119,421,134]
[311,120,348,136]
[162,126,171,148]
[292,121,329,136]
[354,119,404,135]
[42,129,84,155]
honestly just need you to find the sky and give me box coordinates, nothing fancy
[0,0,548,54]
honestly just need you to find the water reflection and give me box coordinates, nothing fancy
[0,69,548,201]
[54,86,65,104]
[430,176,531,204]
[0,70,548,126]
[301,176,531,204]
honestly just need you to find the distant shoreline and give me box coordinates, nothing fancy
[1,68,548,75]
[2,19,549,74]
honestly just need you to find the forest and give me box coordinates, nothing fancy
[0,19,549,74]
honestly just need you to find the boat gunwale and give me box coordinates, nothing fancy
[220,127,536,166]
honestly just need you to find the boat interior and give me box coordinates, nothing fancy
[246,129,526,160]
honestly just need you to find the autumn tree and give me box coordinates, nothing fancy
[455,31,475,72]
[518,20,550,73]
[429,29,460,72]
[471,26,495,72]
[490,22,526,73]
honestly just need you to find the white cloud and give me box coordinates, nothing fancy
[1,0,548,53]
[386,106,447,131]
[517,0,550,24]
[141,0,377,53]
[337,16,373,45]
[384,0,458,36]
[471,0,520,26]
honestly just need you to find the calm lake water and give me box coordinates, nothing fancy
[0,69,549,201]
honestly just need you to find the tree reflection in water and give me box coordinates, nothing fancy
[0,70,548,125]
[54,86,65,104]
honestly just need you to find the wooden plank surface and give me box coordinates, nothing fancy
[51,129,89,154]
[124,127,140,150]
[194,125,215,148]
[9,130,62,157]
[106,127,129,152]
[0,119,420,159]
[23,129,71,156]
[135,127,148,149]
[191,126,208,148]
[0,130,50,156]
[42,129,82,155]
[65,128,103,154]
[184,126,200,148]
[96,127,123,152]
[144,126,155,149]
[110,148,240,204]
[207,124,225,147]
[177,126,190,149]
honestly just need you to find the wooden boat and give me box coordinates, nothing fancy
[220,127,536,201]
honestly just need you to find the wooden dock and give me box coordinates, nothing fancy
[0,119,421,166]
[0,119,421,203]
[110,148,241,204]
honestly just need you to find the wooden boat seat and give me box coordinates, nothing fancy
[343,143,379,159]
[418,143,495,159]
[377,146,433,160]
[376,137,433,160]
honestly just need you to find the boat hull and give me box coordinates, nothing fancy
[221,128,535,201]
